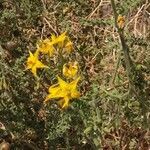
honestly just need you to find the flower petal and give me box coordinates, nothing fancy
[57,76,68,89]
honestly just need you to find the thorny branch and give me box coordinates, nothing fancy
[110,0,149,127]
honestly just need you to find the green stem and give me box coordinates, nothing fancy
[110,0,149,127]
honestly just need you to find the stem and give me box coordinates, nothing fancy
[111,0,134,90]
[110,0,118,28]
[110,0,149,127]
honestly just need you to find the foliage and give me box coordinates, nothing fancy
[0,0,150,149]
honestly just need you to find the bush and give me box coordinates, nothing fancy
[0,0,149,149]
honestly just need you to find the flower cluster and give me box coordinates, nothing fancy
[37,32,73,57]
[26,32,73,77]
[26,32,80,109]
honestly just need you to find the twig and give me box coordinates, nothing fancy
[107,80,129,91]
[87,0,103,19]
[110,50,121,85]
[126,4,146,28]
[43,17,58,35]
[110,0,135,91]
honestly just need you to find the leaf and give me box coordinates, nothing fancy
[84,126,92,134]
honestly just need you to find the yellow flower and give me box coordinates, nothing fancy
[51,32,73,53]
[117,15,125,29]
[45,76,80,109]
[49,32,66,48]
[64,38,73,53]
[37,32,73,56]
[63,61,78,79]
[26,50,48,77]
[51,34,57,43]
[55,32,66,45]
[37,39,55,57]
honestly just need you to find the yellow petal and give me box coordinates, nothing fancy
[69,76,80,89]
[37,39,54,56]
[57,98,65,108]
[62,97,69,108]
[71,89,80,99]
[34,49,40,58]
[69,77,80,98]
[117,15,125,29]
[48,85,63,98]
[57,76,68,89]
[48,46,55,57]
[63,64,68,77]
[64,40,73,53]
[29,51,34,57]
[26,51,36,69]
[58,97,70,109]
[63,62,78,78]
[36,60,48,69]
[48,83,59,93]
[51,34,57,43]
[57,32,66,42]
[52,32,67,47]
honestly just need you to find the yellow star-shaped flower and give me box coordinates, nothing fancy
[64,38,73,53]
[63,61,78,79]
[51,32,67,48]
[26,50,48,77]
[51,32,73,53]
[45,76,80,109]
[37,39,55,57]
